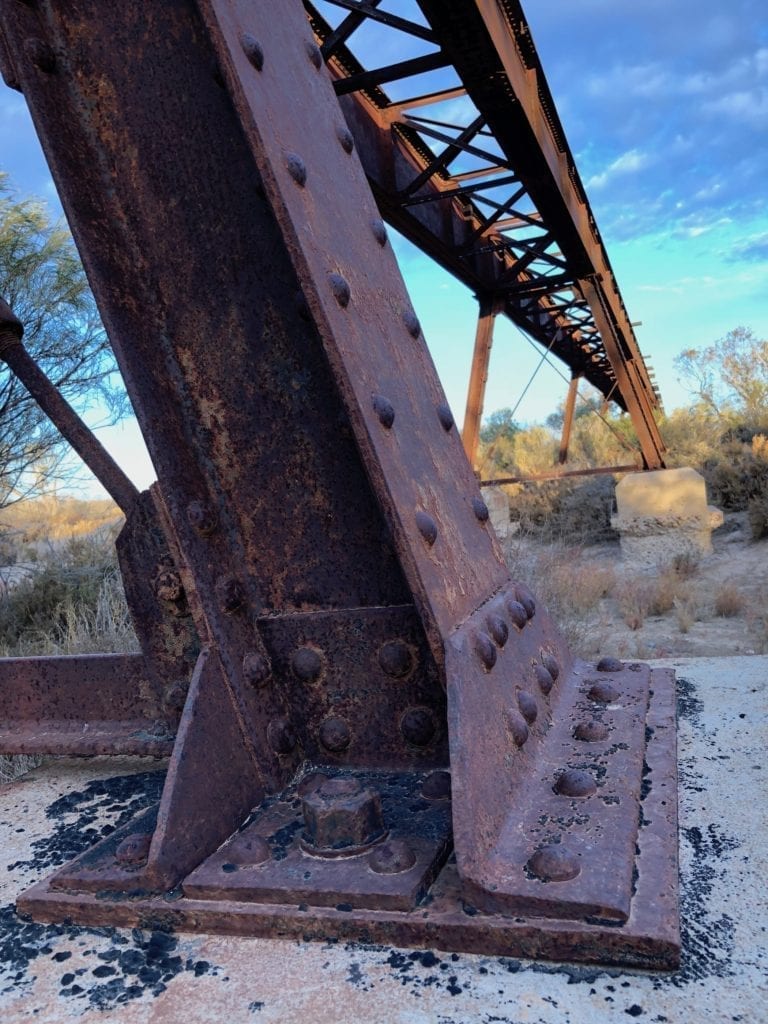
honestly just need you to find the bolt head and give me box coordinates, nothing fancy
[574,720,609,742]
[415,510,437,546]
[291,646,322,681]
[337,124,355,153]
[403,309,421,337]
[517,690,538,724]
[472,496,489,523]
[378,639,414,678]
[243,651,270,687]
[286,152,307,186]
[504,708,529,747]
[486,613,508,647]
[319,716,351,753]
[369,839,416,874]
[306,40,323,68]
[371,219,388,246]
[115,832,152,866]
[436,403,454,431]
[421,770,451,800]
[400,706,436,747]
[475,630,497,670]
[302,778,385,854]
[597,656,623,673]
[553,769,597,798]
[329,272,351,308]
[527,845,581,882]
[240,32,264,71]
[372,393,395,428]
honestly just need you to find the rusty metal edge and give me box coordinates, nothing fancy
[16,669,679,969]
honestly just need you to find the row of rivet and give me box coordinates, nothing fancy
[265,704,437,757]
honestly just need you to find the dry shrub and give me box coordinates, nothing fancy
[714,583,746,617]
[616,581,652,630]
[0,753,42,783]
[673,595,695,633]
[670,551,700,580]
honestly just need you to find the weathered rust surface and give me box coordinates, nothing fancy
[0,0,679,967]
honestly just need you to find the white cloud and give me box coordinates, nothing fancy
[586,149,652,190]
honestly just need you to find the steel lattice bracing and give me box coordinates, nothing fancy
[304,0,666,469]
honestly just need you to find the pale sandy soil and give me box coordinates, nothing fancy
[505,512,768,661]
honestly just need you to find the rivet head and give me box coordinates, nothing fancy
[504,708,529,747]
[436,403,454,431]
[472,496,489,523]
[25,38,56,74]
[378,639,413,678]
[415,510,437,546]
[403,309,421,337]
[372,393,395,428]
[329,272,351,308]
[226,835,271,867]
[286,152,307,186]
[369,839,417,874]
[164,682,188,712]
[553,769,597,798]
[421,770,451,800]
[527,845,581,882]
[486,613,508,647]
[514,584,536,619]
[337,124,355,153]
[506,599,528,629]
[115,832,152,866]
[186,499,217,535]
[588,680,620,703]
[400,706,436,747]
[535,664,555,695]
[306,40,323,68]
[243,651,271,687]
[541,652,560,681]
[371,219,388,246]
[574,720,609,742]
[319,716,351,753]
[267,717,296,755]
[517,690,538,724]
[155,570,183,603]
[597,656,623,673]
[216,575,244,613]
[291,646,322,682]
[475,630,497,670]
[240,32,264,71]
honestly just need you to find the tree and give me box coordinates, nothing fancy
[0,174,123,507]
[675,326,768,426]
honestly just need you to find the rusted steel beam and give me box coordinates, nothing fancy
[558,373,580,464]
[462,294,503,471]
[481,463,640,486]
[0,297,139,514]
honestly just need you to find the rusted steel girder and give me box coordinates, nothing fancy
[0,0,678,966]
[303,0,667,470]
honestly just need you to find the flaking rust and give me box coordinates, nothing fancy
[0,0,679,967]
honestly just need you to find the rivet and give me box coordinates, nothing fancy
[421,770,451,800]
[227,835,271,867]
[291,646,322,682]
[337,124,355,153]
[155,570,183,603]
[517,690,538,724]
[372,394,395,428]
[286,152,307,186]
[541,652,560,681]
[472,496,489,523]
[553,769,597,798]
[527,845,580,882]
[186,499,217,535]
[306,40,323,69]
[486,613,508,647]
[597,656,623,673]
[243,651,271,687]
[574,720,609,742]
[514,584,536,619]
[378,639,413,678]
[436,403,454,431]
[240,32,264,71]
[403,309,421,337]
[267,717,296,755]
[504,708,529,747]
[369,839,417,874]
[475,630,497,670]
[319,716,351,753]
[25,38,56,74]
[216,575,244,614]
[535,664,554,695]
[371,219,388,246]
[506,599,528,629]
[115,832,152,866]
[588,680,619,703]
[400,706,436,747]
[415,510,437,546]
[329,272,351,308]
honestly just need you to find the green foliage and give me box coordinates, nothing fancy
[0,173,125,506]
[675,326,768,426]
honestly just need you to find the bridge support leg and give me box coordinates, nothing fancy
[462,294,502,472]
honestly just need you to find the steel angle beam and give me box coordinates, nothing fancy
[0,0,678,966]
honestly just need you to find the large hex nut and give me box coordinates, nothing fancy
[301,777,386,856]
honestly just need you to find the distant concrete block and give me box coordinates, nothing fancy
[481,485,511,540]
[610,467,722,568]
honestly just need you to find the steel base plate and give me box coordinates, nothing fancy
[17,669,678,969]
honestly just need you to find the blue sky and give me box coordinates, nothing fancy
[1,1,766,496]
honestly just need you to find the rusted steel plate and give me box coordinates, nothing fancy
[0,654,173,756]
[18,669,679,968]
[257,605,446,770]
[184,767,452,911]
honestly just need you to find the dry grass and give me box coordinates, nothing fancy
[714,583,747,618]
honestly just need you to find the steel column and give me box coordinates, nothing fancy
[558,373,580,465]
[462,294,502,471]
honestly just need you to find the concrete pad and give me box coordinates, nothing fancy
[0,656,766,1022]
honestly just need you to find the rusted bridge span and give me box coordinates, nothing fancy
[0,0,678,968]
